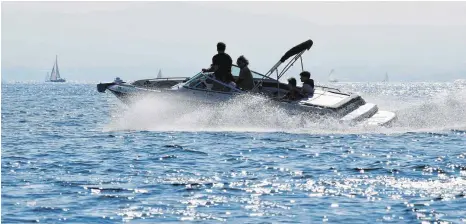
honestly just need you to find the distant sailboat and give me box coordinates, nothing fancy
[383,72,389,82]
[157,69,163,78]
[46,55,66,82]
[328,69,338,83]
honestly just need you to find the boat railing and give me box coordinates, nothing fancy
[315,85,341,92]
[147,77,190,81]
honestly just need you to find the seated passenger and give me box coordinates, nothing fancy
[282,78,304,101]
[235,55,254,91]
[299,71,315,97]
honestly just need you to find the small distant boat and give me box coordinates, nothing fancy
[383,72,389,82]
[46,55,66,83]
[156,69,163,78]
[328,69,338,83]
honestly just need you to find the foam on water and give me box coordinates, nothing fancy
[105,93,338,133]
[105,82,466,134]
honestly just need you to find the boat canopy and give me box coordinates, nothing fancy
[252,39,313,91]
[280,39,313,63]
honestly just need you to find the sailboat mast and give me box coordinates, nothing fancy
[55,55,61,79]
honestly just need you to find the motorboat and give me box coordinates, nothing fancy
[97,39,396,126]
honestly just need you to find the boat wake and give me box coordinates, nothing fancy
[393,88,466,132]
[104,84,466,134]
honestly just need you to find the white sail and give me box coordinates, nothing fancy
[55,56,61,80]
[383,72,389,82]
[46,55,65,82]
[157,69,162,78]
[50,64,57,80]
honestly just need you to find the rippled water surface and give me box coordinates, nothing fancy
[2,82,466,223]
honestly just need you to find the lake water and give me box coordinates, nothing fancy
[2,81,466,223]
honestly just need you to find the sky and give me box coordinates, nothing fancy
[2,1,466,83]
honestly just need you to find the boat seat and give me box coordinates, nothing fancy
[299,89,351,108]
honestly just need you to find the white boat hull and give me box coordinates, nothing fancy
[102,82,396,127]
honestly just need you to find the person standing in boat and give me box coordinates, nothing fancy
[235,55,254,91]
[299,71,315,97]
[202,42,233,84]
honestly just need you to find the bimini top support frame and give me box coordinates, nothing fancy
[252,39,313,92]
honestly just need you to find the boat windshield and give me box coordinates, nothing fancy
[182,65,275,93]
[183,72,242,93]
